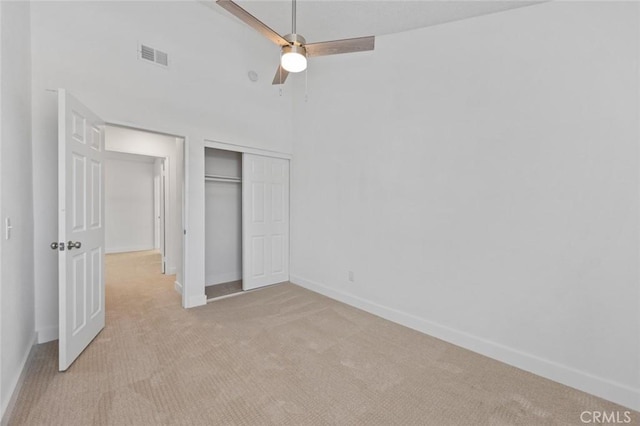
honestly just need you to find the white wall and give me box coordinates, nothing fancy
[0,1,35,420]
[105,153,156,254]
[290,1,639,411]
[205,148,242,286]
[30,0,293,340]
[105,126,182,276]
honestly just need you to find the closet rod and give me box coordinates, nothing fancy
[205,174,241,180]
[205,176,242,183]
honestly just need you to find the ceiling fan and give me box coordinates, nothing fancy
[216,0,375,84]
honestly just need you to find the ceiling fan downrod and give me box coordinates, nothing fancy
[285,0,304,49]
[292,0,296,34]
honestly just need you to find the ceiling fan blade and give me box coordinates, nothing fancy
[216,0,290,47]
[305,36,375,58]
[272,65,289,85]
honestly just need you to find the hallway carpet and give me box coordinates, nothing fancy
[8,251,636,425]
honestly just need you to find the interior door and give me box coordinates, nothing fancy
[58,90,106,371]
[242,154,290,290]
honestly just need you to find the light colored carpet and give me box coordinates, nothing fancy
[7,251,636,425]
[205,280,243,300]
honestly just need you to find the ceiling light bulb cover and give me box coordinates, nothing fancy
[281,45,307,73]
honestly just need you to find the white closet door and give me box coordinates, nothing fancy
[242,154,289,290]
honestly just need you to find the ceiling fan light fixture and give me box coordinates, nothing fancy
[281,45,307,73]
[215,0,375,85]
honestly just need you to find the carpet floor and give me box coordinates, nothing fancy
[7,251,636,425]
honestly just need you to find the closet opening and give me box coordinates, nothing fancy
[204,143,291,302]
[205,148,244,300]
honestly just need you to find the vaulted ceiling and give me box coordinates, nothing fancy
[204,0,543,43]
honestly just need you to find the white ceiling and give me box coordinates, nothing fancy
[204,0,544,43]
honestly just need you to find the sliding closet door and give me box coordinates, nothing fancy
[242,154,289,290]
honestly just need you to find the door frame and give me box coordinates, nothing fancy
[107,121,188,308]
[160,156,168,274]
[152,157,168,273]
[204,140,291,161]
[152,158,166,272]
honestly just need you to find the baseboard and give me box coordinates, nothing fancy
[105,245,154,254]
[185,294,207,309]
[206,272,242,286]
[36,325,58,343]
[1,333,36,425]
[174,280,183,295]
[290,274,640,412]
[166,266,177,275]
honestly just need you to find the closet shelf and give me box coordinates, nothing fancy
[205,174,242,183]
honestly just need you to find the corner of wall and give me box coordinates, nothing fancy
[0,333,36,425]
[185,294,206,309]
[36,326,58,344]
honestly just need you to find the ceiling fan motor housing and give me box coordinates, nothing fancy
[281,33,307,73]
[284,33,306,46]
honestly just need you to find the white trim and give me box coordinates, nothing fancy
[290,274,640,412]
[204,140,291,160]
[174,280,183,295]
[105,120,183,139]
[36,326,59,344]
[206,290,245,302]
[105,245,155,254]
[165,265,177,275]
[0,334,36,425]
[207,281,286,303]
[205,272,242,287]
[181,136,188,310]
[185,294,206,308]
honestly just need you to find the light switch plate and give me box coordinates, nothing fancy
[5,217,12,240]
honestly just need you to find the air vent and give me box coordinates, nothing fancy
[155,50,168,66]
[139,43,169,67]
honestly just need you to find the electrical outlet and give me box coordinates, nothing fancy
[348,271,355,282]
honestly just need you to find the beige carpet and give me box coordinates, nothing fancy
[205,280,243,300]
[7,251,636,425]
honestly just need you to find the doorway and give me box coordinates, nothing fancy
[104,125,185,295]
[56,91,189,371]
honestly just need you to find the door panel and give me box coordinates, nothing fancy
[90,248,102,318]
[242,154,289,290]
[58,90,106,371]
[90,160,101,229]
[71,253,87,334]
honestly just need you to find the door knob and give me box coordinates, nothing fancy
[50,242,59,250]
[67,241,82,250]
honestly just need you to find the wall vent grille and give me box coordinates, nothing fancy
[155,50,169,66]
[139,44,169,67]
